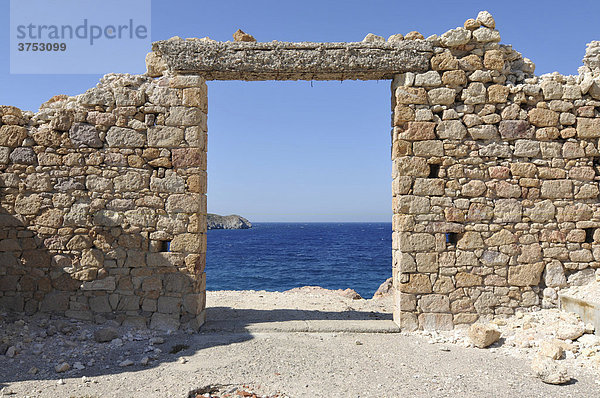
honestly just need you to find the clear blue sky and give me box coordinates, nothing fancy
[1,1,598,221]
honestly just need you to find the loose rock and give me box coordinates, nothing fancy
[468,323,501,348]
[531,355,571,385]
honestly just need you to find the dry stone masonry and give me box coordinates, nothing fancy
[1,10,599,331]
[0,74,208,331]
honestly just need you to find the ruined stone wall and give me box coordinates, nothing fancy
[0,73,208,331]
[392,13,600,330]
[3,10,600,332]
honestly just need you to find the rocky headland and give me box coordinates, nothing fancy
[207,214,252,230]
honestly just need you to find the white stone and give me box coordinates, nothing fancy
[440,28,472,47]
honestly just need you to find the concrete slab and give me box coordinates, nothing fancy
[201,319,400,333]
[559,293,600,336]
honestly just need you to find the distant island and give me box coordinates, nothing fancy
[207,214,252,230]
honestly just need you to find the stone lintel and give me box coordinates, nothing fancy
[151,40,434,81]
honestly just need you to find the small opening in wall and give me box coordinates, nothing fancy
[429,164,440,178]
[585,228,595,244]
[593,158,600,174]
[159,240,171,252]
[445,232,458,245]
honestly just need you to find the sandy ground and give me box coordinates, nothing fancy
[1,289,599,397]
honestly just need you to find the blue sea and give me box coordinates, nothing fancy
[206,222,392,298]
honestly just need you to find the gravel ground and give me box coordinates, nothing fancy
[1,289,599,397]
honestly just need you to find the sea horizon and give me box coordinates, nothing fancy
[206,222,392,298]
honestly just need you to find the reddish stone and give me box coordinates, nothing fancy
[499,120,532,140]
[489,166,510,179]
[398,122,436,141]
[172,148,206,168]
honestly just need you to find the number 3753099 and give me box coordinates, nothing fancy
[18,43,67,51]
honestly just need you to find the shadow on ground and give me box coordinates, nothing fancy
[0,306,396,384]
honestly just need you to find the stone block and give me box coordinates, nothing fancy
[508,262,545,286]
[81,277,116,291]
[394,157,429,177]
[540,180,573,199]
[428,88,456,105]
[488,84,510,103]
[415,253,438,273]
[412,140,443,157]
[172,148,206,168]
[40,292,69,312]
[541,81,563,100]
[397,122,436,140]
[431,51,458,71]
[418,313,454,331]
[106,127,145,147]
[528,108,559,127]
[69,123,102,148]
[436,120,467,139]
[147,126,185,147]
[395,87,428,104]
[158,296,181,314]
[150,313,180,331]
[576,118,600,138]
[89,296,111,313]
[171,233,204,252]
[166,106,206,126]
[398,233,435,252]
[494,199,522,223]
[419,294,450,313]
[0,125,27,147]
[514,140,540,157]
[412,178,444,196]
[517,243,542,263]
[166,194,202,213]
[414,71,441,87]
[457,231,484,249]
[10,148,36,165]
[469,125,498,140]
[442,70,467,87]
[400,274,432,294]
[483,50,504,70]
[499,120,532,140]
[461,82,486,104]
[461,180,486,197]
[183,293,205,315]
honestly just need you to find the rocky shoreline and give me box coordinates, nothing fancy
[207,214,252,230]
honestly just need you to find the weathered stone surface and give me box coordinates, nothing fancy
[531,356,571,385]
[106,127,145,147]
[494,199,522,223]
[147,126,184,147]
[529,108,559,127]
[468,323,500,348]
[396,87,428,104]
[395,157,429,177]
[499,120,531,140]
[428,88,456,105]
[540,180,573,199]
[69,123,102,148]
[577,118,600,138]
[0,125,27,147]
[436,120,467,139]
[440,28,471,47]
[153,40,433,81]
[508,263,545,286]
[9,148,36,164]
[398,122,436,140]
